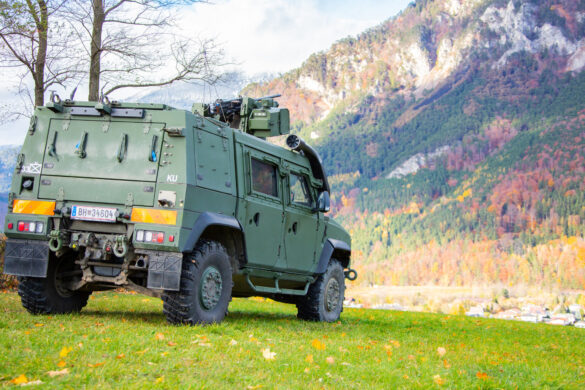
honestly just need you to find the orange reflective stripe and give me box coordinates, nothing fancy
[12,200,55,216]
[131,208,177,225]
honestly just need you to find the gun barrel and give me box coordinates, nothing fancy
[255,94,281,101]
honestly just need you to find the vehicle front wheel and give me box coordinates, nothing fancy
[18,254,90,315]
[162,240,232,325]
[297,259,345,322]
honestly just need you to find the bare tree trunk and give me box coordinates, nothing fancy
[88,0,104,101]
[29,0,48,106]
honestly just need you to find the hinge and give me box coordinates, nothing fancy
[62,114,71,131]
[28,116,37,135]
[16,153,24,173]
[143,113,152,134]
[102,117,111,133]
[57,187,65,202]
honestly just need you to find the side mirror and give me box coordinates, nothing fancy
[315,191,330,213]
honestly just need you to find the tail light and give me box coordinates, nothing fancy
[135,230,166,243]
[17,221,45,233]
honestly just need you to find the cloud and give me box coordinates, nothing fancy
[178,0,408,74]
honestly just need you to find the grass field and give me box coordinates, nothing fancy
[1,291,584,389]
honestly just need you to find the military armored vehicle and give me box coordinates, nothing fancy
[3,93,356,324]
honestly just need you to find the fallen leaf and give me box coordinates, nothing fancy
[116,353,125,359]
[57,361,66,368]
[167,342,177,347]
[87,362,105,368]
[136,349,149,355]
[34,323,44,327]
[443,360,451,369]
[437,347,447,357]
[155,376,164,384]
[476,372,489,380]
[247,385,263,389]
[304,367,310,373]
[305,354,314,363]
[47,369,69,377]
[326,356,335,364]
[77,343,83,349]
[390,340,400,348]
[10,374,28,385]
[21,379,43,386]
[155,333,165,341]
[229,339,238,346]
[341,362,351,366]
[261,348,276,360]
[59,346,72,358]
[311,339,326,351]
[433,374,445,385]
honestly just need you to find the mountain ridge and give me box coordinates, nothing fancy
[243,0,585,289]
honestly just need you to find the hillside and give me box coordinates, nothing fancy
[243,0,585,289]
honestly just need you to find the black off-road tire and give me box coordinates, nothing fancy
[18,255,90,315]
[297,259,345,322]
[162,240,232,325]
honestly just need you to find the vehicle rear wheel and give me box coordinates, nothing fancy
[18,254,90,315]
[296,259,345,322]
[162,240,232,325]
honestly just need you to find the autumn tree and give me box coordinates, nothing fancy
[63,0,224,101]
[0,0,80,110]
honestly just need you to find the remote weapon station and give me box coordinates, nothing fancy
[3,93,356,324]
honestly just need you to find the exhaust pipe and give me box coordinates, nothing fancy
[286,135,330,193]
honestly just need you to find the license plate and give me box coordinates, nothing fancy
[71,205,117,223]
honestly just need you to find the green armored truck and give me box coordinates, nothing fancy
[3,93,356,324]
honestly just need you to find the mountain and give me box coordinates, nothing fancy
[131,72,278,109]
[243,0,585,289]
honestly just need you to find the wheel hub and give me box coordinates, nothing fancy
[200,266,222,310]
[325,278,340,312]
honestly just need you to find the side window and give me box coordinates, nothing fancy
[290,173,312,207]
[251,158,278,197]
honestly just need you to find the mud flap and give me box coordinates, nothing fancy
[3,239,49,277]
[146,251,182,291]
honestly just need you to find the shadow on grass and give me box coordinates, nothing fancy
[81,309,166,325]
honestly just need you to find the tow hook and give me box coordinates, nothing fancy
[48,230,64,252]
[113,235,128,257]
[344,268,358,281]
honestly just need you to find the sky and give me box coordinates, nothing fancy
[0,0,411,146]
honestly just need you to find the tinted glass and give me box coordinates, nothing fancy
[290,174,312,206]
[251,158,278,197]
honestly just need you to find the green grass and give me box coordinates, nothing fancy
[0,292,584,389]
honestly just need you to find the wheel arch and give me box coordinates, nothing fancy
[315,238,351,274]
[181,212,247,270]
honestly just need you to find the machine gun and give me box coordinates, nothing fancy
[212,94,282,125]
[193,94,289,138]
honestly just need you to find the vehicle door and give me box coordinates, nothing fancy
[239,147,285,269]
[283,165,319,273]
